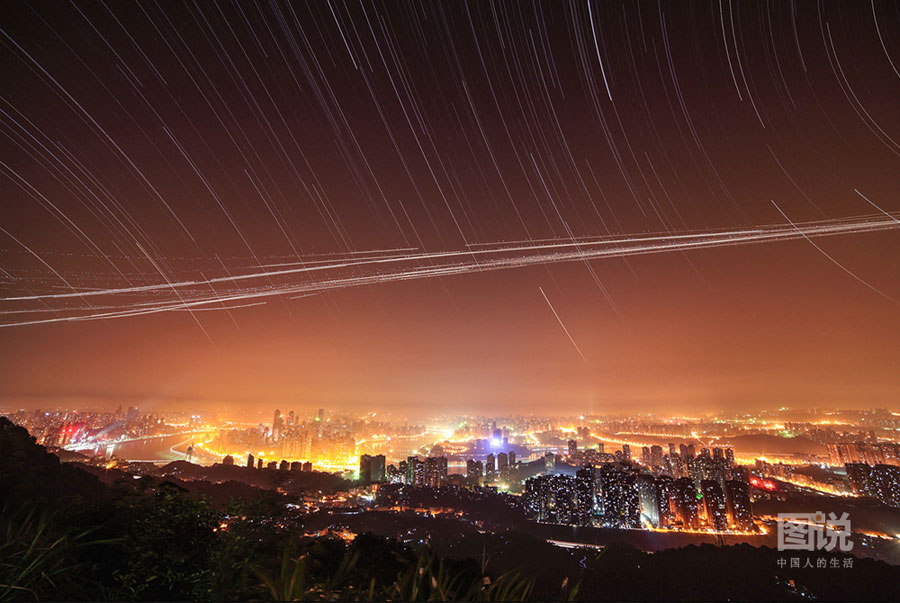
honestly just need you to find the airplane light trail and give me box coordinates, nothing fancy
[1,213,897,328]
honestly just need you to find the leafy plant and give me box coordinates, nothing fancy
[257,541,535,601]
[0,507,113,602]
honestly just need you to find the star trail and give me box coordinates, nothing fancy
[1,1,897,414]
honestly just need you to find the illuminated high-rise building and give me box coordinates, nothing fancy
[700,480,728,531]
[524,474,577,524]
[656,475,675,527]
[544,451,556,471]
[673,477,699,529]
[466,459,483,486]
[650,445,663,468]
[508,451,516,466]
[636,474,659,527]
[845,463,874,496]
[724,479,753,531]
[599,466,639,528]
[622,444,631,461]
[386,464,401,483]
[272,409,282,441]
[497,452,509,481]
[575,465,596,526]
[371,454,386,482]
[360,454,375,483]
[424,456,448,488]
[668,443,677,458]
[406,456,424,486]
[568,439,577,457]
[872,464,900,507]
[485,453,496,482]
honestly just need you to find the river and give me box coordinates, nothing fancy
[70,432,209,463]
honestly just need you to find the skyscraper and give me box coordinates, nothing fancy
[575,465,596,526]
[724,479,753,531]
[872,464,900,507]
[406,456,424,486]
[650,445,663,468]
[636,474,659,527]
[497,452,509,482]
[247,453,255,468]
[371,454,386,482]
[544,451,556,471]
[272,409,282,441]
[599,466,639,528]
[424,456,448,488]
[466,459,483,486]
[568,439,577,456]
[845,463,874,496]
[359,454,386,484]
[485,453,496,483]
[700,479,728,531]
[656,475,675,527]
[524,474,577,524]
[673,477,699,529]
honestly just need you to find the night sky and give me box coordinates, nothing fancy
[1,1,898,416]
